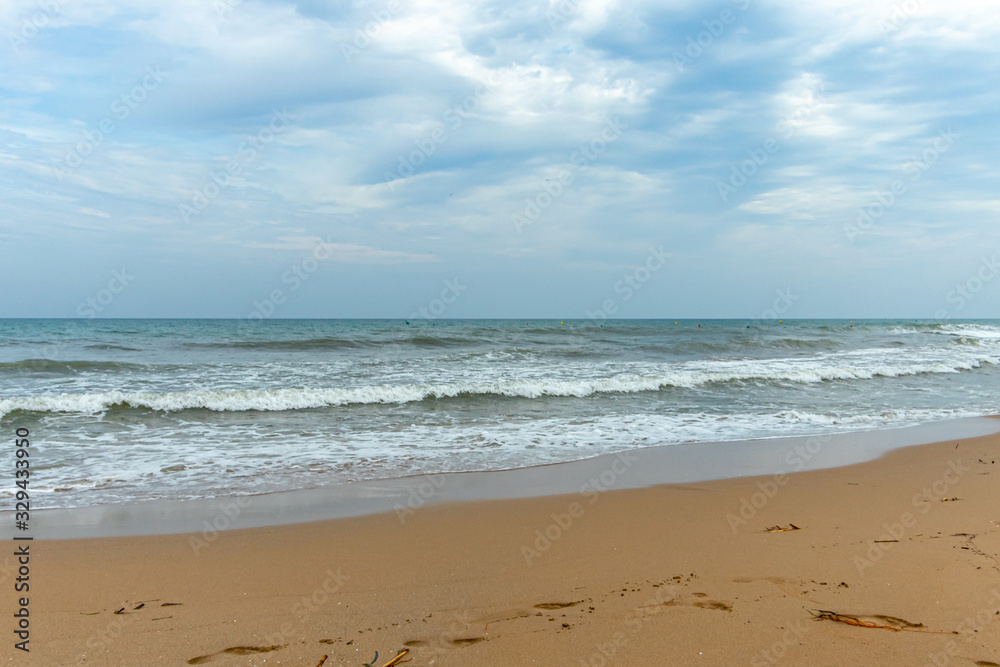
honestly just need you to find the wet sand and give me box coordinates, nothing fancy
[4,425,1000,665]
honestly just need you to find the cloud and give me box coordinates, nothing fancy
[1,0,998,316]
[77,207,111,218]
[244,236,440,264]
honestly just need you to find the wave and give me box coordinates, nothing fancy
[1,351,996,418]
[4,404,992,509]
[0,359,147,374]
[765,337,843,350]
[185,335,473,351]
[940,326,1000,340]
[623,338,843,356]
[186,338,364,350]
[888,323,1000,339]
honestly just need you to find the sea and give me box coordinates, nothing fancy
[1,319,998,509]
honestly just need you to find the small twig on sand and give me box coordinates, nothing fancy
[765,524,801,533]
[383,650,412,666]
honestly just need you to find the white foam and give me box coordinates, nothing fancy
[888,324,1000,339]
[5,407,985,508]
[1,347,997,419]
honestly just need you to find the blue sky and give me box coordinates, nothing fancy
[1,0,998,318]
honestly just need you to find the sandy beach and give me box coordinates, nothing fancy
[8,0,1000,661]
[5,427,1000,666]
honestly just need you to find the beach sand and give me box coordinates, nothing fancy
[6,431,1000,666]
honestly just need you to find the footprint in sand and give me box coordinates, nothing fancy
[400,636,486,651]
[534,601,583,610]
[654,593,734,613]
[450,637,486,646]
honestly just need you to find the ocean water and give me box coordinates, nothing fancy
[1,318,998,509]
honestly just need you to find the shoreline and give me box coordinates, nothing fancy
[7,415,1000,539]
[6,420,1000,664]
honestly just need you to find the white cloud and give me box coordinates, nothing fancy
[77,207,111,218]
[738,185,861,220]
[243,236,440,264]
[1,0,997,315]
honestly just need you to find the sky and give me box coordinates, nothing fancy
[1,0,999,319]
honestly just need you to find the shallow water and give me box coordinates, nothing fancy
[1,318,998,508]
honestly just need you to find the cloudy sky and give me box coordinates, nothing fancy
[1,0,998,318]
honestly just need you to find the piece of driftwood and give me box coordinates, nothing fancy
[383,650,411,666]
[363,648,411,666]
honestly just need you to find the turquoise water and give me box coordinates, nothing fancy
[1,318,998,508]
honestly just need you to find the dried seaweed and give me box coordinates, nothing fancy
[765,524,801,533]
[807,609,957,634]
